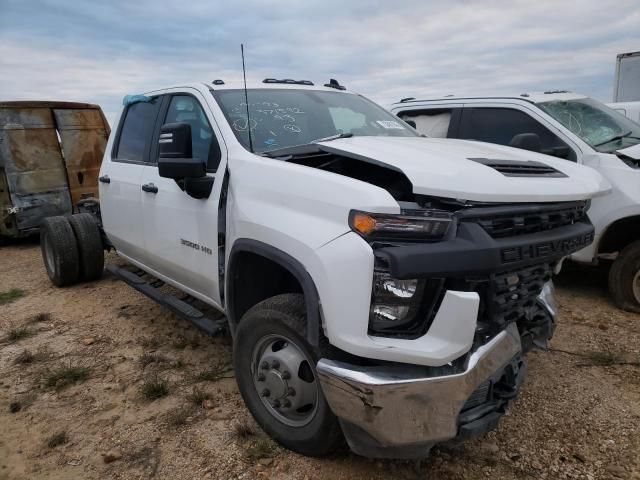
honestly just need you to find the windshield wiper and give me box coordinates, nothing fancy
[260,133,354,158]
[310,132,354,143]
[595,130,633,147]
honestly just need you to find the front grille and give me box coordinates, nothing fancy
[460,263,552,335]
[460,201,588,238]
[489,264,552,325]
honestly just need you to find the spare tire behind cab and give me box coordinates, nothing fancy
[40,216,80,287]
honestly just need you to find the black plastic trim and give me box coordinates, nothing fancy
[375,220,594,279]
[217,169,230,304]
[227,239,321,346]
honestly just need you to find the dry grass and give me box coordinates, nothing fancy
[244,437,277,461]
[14,349,35,364]
[140,376,169,400]
[186,386,211,406]
[5,327,32,343]
[193,365,232,383]
[139,352,169,368]
[139,337,160,349]
[42,365,90,391]
[9,391,38,413]
[164,406,193,427]
[26,312,51,324]
[233,419,256,439]
[0,288,25,305]
[45,431,68,448]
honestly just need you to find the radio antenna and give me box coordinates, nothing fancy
[241,44,254,153]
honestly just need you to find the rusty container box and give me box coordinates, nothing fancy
[0,101,110,239]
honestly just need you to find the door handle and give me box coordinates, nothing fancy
[99,175,110,184]
[141,183,158,194]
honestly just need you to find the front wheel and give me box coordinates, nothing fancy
[233,294,343,456]
[609,240,640,313]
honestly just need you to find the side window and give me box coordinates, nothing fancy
[114,98,161,163]
[164,95,221,172]
[458,107,576,160]
[399,108,458,138]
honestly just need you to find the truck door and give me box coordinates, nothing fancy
[139,92,225,306]
[99,97,162,262]
[455,106,577,161]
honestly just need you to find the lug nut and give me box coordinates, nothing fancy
[287,387,296,396]
[257,373,265,382]
[272,399,281,408]
[271,360,280,369]
[281,399,291,408]
[260,361,269,370]
[281,371,291,380]
[261,389,270,397]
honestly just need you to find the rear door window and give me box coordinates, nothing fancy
[398,108,461,138]
[457,107,575,160]
[114,98,161,163]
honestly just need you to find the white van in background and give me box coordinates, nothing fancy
[608,101,640,124]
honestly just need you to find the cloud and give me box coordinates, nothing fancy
[1,0,638,124]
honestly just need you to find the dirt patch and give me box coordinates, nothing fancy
[0,244,639,479]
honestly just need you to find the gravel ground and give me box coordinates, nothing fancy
[0,241,639,480]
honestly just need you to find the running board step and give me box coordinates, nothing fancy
[106,265,227,336]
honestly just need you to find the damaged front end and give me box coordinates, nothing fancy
[317,200,592,458]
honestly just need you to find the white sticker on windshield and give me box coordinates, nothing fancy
[376,120,404,130]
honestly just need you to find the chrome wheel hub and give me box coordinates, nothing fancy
[633,270,640,304]
[252,334,318,427]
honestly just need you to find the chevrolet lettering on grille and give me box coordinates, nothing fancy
[500,232,595,264]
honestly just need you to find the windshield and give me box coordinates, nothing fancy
[537,97,640,153]
[212,88,417,154]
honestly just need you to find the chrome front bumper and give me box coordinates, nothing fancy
[317,324,523,458]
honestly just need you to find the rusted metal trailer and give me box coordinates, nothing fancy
[0,101,109,240]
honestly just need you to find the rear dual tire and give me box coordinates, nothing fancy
[40,214,104,287]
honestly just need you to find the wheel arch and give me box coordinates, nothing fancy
[598,215,640,256]
[226,239,322,346]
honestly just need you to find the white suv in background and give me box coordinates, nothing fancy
[390,92,640,312]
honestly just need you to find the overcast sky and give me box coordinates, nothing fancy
[1,0,639,124]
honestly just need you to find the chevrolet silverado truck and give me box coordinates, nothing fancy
[40,80,608,459]
[390,92,640,312]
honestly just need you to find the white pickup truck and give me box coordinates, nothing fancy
[390,92,640,312]
[40,80,607,459]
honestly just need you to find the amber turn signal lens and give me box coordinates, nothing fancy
[352,213,377,235]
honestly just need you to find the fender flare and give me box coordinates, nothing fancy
[226,238,321,346]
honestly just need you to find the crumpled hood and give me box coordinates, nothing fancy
[318,136,611,203]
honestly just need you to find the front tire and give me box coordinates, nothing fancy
[609,240,640,313]
[40,216,80,287]
[233,294,343,457]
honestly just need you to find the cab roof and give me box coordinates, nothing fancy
[393,91,588,106]
[145,79,354,96]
